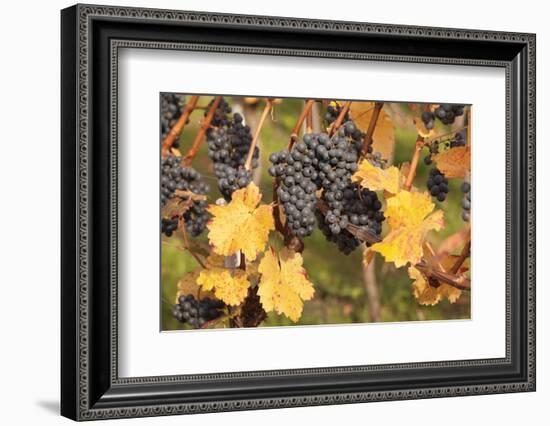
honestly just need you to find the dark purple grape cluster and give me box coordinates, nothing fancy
[207,97,232,127]
[269,118,385,253]
[427,168,449,202]
[344,186,384,233]
[434,104,465,125]
[160,93,186,148]
[461,181,471,222]
[268,143,319,238]
[212,163,253,199]
[161,155,210,237]
[317,184,384,254]
[172,294,225,329]
[315,210,358,254]
[421,104,465,129]
[315,125,363,232]
[205,100,258,199]
[269,121,364,239]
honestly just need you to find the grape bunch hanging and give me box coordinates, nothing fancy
[160,155,210,237]
[172,294,225,329]
[421,103,465,129]
[205,98,259,199]
[427,168,450,202]
[268,119,385,254]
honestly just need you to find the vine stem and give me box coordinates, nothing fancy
[288,99,315,150]
[450,239,471,274]
[161,95,199,157]
[328,101,352,136]
[244,99,273,171]
[415,260,471,290]
[403,135,425,191]
[361,102,384,155]
[182,96,222,166]
[306,101,313,133]
[424,241,445,272]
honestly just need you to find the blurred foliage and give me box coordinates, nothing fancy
[161,97,470,331]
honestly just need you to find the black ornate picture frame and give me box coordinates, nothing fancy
[61,4,536,421]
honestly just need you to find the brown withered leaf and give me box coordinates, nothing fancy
[162,191,207,219]
[162,198,193,219]
[432,146,471,178]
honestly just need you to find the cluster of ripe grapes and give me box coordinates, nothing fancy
[205,98,259,199]
[434,104,465,125]
[160,94,186,148]
[318,184,384,254]
[172,294,225,329]
[461,181,471,222]
[269,118,385,253]
[427,168,450,202]
[422,123,468,204]
[268,141,322,238]
[421,103,465,129]
[316,122,384,246]
[160,155,210,237]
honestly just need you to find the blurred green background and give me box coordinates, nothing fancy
[161,96,470,330]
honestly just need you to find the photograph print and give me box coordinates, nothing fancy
[160,95,472,331]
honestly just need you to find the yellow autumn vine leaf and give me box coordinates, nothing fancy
[257,247,314,322]
[207,182,274,260]
[196,254,250,306]
[408,266,462,306]
[371,191,445,267]
[432,146,471,178]
[352,159,401,194]
[349,102,395,157]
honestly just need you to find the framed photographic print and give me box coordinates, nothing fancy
[61,4,536,421]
